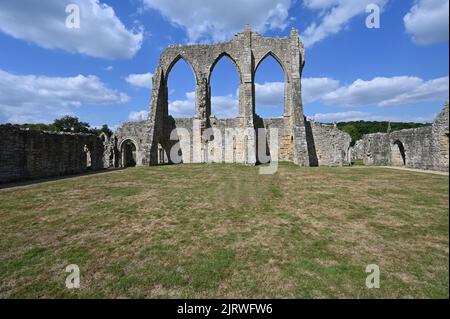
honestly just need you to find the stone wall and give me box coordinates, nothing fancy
[431,103,449,170]
[350,139,365,161]
[362,133,391,166]
[112,121,148,167]
[109,116,352,167]
[361,102,449,171]
[0,126,104,183]
[306,121,352,166]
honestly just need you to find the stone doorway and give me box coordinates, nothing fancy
[122,140,137,167]
[391,140,406,166]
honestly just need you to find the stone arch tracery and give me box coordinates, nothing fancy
[208,52,243,84]
[165,54,199,84]
[254,51,289,82]
[141,26,311,166]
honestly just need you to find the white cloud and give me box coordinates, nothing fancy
[309,111,436,123]
[211,95,239,118]
[404,0,449,45]
[378,77,449,106]
[105,66,114,71]
[159,76,449,120]
[169,80,338,118]
[169,91,196,118]
[302,77,340,103]
[128,110,148,121]
[254,82,284,108]
[310,111,371,122]
[125,72,152,89]
[322,76,449,107]
[169,91,239,118]
[142,0,293,42]
[254,78,339,106]
[301,0,387,47]
[0,69,129,124]
[0,0,143,59]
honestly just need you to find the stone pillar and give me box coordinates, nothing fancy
[288,28,310,166]
[195,76,210,120]
[144,69,165,165]
[193,75,210,163]
[236,25,256,165]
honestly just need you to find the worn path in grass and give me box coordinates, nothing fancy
[0,163,448,298]
[378,166,449,176]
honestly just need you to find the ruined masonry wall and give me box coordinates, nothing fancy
[110,27,353,167]
[361,103,449,171]
[308,122,352,166]
[350,139,365,161]
[0,125,104,183]
[116,116,352,165]
[112,121,148,167]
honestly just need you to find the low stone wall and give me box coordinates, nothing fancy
[109,116,352,167]
[361,103,449,171]
[350,139,365,161]
[306,121,352,166]
[362,133,392,166]
[0,126,104,183]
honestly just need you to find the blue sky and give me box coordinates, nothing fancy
[0,0,448,129]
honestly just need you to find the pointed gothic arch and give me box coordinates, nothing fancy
[165,54,199,84]
[254,51,288,81]
[208,52,243,84]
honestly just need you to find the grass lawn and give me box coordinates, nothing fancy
[0,163,448,298]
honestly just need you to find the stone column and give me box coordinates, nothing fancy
[195,76,210,120]
[193,75,210,163]
[145,69,165,165]
[235,25,257,165]
[288,28,310,166]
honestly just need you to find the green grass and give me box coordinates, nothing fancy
[351,159,364,166]
[0,163,448,298]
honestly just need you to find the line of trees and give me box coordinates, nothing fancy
[336,121,431,146]
[6,116,113,137]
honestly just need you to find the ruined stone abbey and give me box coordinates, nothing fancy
[0,27,448,183]
[107,26,351,168]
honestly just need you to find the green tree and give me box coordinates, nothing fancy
[336,120,431,145]
[53,116,91,133]
[90,124,113,137]
[340,124,361,146]
[10,116,114,137]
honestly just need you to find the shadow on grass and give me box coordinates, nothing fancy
[0,168,125,190]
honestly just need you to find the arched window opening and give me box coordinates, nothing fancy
[99,132,108,144]
[122,140,137,168]
[84,145,92,169]
[167,57,196,118]
[209,54,240,118]
[254,53,285,118]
